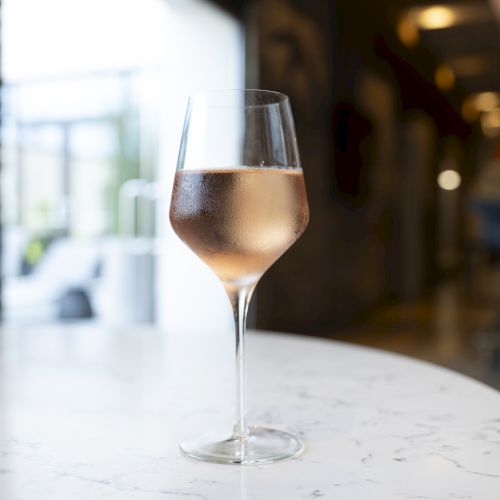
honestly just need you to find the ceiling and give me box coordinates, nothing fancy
[395,0,500,94]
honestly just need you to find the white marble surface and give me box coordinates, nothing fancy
[1,323,500,499]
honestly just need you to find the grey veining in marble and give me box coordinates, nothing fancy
[0,324,499,499]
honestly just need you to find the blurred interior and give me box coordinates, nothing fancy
[3,0,500,388]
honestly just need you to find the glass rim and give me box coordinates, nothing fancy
[188,89,290,108]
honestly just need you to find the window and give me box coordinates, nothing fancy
[2,0,244,327]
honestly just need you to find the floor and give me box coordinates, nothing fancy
[331,266,500,390]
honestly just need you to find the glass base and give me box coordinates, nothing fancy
[180,426,304,464]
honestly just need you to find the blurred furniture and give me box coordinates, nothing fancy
[1,226,30,277]
[2,238,101,322]
[466,199,500,291]
[470,199,500,371]
[1,325,499,499]
[472,199,500,250]
[95,238,155,324]
[93,179,157,324]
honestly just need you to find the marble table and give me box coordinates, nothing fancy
[1,323,500,499]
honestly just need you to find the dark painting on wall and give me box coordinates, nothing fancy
[251,0,404,333]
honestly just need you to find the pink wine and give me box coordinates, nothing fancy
[170,167,309,286]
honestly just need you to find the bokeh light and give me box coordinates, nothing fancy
[437,170,461,190]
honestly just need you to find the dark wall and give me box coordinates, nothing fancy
[249,0,471,334]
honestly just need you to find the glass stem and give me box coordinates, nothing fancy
[226,283,256,441]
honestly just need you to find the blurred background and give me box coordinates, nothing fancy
[3,0,500,387]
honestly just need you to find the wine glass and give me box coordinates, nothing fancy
[169,89,309,464]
